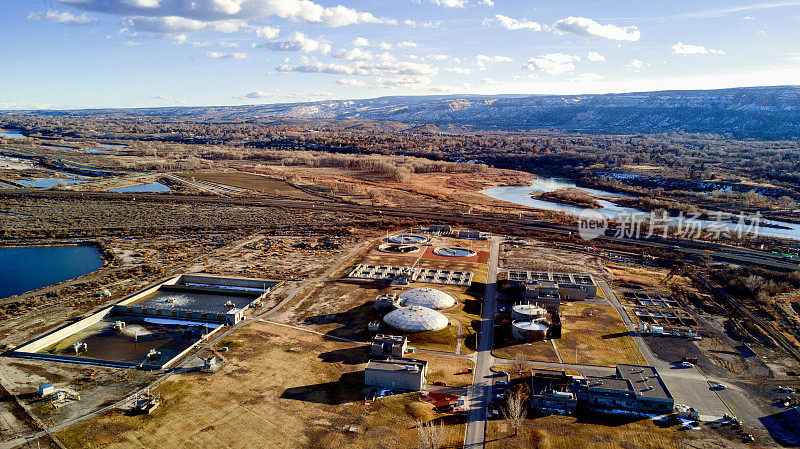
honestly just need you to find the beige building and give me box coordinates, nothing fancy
[365,358,427,391]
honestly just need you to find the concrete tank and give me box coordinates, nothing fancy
[511,304,547,321]
[511,320,548,341]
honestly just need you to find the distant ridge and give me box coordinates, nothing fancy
[5,86,800,139]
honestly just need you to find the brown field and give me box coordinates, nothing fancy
[55,322,466,449]
[485,414,750,449]
[185,171,327,200]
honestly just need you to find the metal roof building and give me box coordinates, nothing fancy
[383,306,449,332]
[398,287,456,310]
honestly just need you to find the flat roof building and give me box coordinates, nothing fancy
[580,364,674,414]
[370,334,408,358]
[365,358,428,391]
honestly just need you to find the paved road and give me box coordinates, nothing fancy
[463,236,500,449]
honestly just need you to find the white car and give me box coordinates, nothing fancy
[681,361,694,368]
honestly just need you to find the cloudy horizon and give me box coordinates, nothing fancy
[3,0,800,109]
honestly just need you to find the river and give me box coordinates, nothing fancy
[481,177,800,241]
[0,245,104,299]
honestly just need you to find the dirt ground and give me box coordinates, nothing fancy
[499,241,607,278]
[54,322,465,449]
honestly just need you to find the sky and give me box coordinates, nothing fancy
[2,0,800,109]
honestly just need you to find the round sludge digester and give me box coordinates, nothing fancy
[511,320,549,341]
[383,306,449,332]
[398,287,456,310]
[511,304,547,321]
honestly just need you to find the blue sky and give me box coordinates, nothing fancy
[2,0,800,109]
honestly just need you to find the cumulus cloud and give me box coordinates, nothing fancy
[259,31,331,53]
[445,67,472,75]
[431,0,467,7]
[476,54,512,68]
[123,16,246,33]
[625,58,644,72]
[587,51,605,62]
[27,10,98,25]
[571,73,604,82]
[55,0,395,27]
[277,61,355,74]
[522,53,580,75]
[493,14,542,31]
[479,77,499,84]
[478,0,494,6]
[240,91,272,99]
[336,78,366,87]
[255,25,279,38]
[353,37,369,46]
[553,16,640,41]
[207,50,248,59]
[397,41,419,48]
[671,42,726,55]
[378,41,392,50]
[277,59,437,78]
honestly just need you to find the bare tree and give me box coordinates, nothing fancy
[511,354,527,376]
[504,390,528,437]
[415,420,445,449]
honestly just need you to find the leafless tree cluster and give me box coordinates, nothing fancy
[415,420,446,449]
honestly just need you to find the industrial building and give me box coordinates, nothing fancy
[579,364,674,414]
[370,334,408,358]
[529,365,674,415]
[365,358,428,391]
[506,270,598,300]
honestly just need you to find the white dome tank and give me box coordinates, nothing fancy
[398,287,456,310]
[511,304,547,321]
[383,306,449,332]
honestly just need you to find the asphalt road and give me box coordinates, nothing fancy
[463,236,500,449]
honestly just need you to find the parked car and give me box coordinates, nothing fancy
[681,361,694,368]
[711,384,727,390]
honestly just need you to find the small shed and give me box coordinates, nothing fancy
[39,383,55,397]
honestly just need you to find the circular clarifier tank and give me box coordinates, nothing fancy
[389,234,429,244]
[433,247,477,257]
[377,243,421,253]
[511,320,549,341]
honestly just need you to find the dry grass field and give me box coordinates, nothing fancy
[485,414,750,449]
[183,171,327,200]
[55,321,466,449]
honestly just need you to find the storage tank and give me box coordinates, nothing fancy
[511,304,547,321]
[383,306,449,332]
[398,287,456,310]
[511,320,549,341]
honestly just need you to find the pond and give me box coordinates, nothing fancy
[481,177,800,241]
[0,245,104,299]
[19,178,87,188]
[109,182,171,193]
[1,130,26,139]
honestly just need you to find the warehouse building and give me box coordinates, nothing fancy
[578,364,674,414]
[365,358,428,391]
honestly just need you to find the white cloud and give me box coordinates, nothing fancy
[493,14,542,31]
[260,32,331,54]
[219,41,239,47]
[397,41,419,48]
[123,0,159,7]
[56,0,395,27]
[207,50,247,59]
[587,51,606,62]
[476,54,512,68]
[553,16,640,41]
[277,59,437,78]
[431,0,467,7]
[148,94,173,100]
[123,16,246,33]
[522,53,581,75]
[625,58,644,72]
[123,40,142,46]
[478,0,494,6]
[571,73,604,82]
[240,91,272,99]
[375,75,432,89]
[336,78,366,87]
[27,10,98,25]
[255,25,279,38]
[378,41,392,50]
[445,67,472,75]
[277,61,355,74]
[479,77,499,84]
[671,42,726,55]
[333,47,375,61]
[353,37,369,46]
[423,54,449,61]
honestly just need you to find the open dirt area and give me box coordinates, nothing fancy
[54,321,466,449]
[499,241,607,278]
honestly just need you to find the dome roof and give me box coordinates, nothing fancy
[383,306,449,332]
[397,287,455,310]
